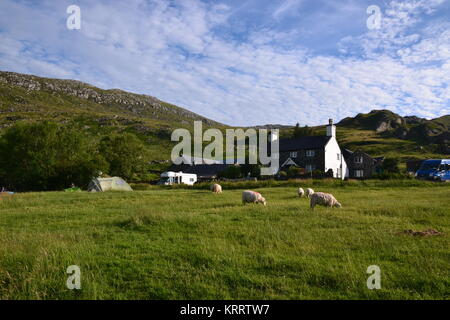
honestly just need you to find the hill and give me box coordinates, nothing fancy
[278,110,449,162]
[0,71,448,168]
[0,71,224,163]
[335,109,449,160]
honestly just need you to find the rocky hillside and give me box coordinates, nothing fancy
[337,109,449,146]
[276,109,449,161]
[0,71,227,162]
[0,71,221,127]
[1,71,448,163]
[0,70,229,174]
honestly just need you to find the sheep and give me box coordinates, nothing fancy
[310,192,342,209]
[210,183,222,194]
[305,188,315,198]
[298,187,305,198]
[242,190,267,206]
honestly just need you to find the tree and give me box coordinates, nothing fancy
[218,165,242,179]
[381,157,400,173]
[287,166,303,178]
[293,124,314,138]
[240,163,261,178]
[99,133,147,180]
[0,121,107,191]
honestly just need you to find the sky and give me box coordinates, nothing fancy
[0,0,449,126]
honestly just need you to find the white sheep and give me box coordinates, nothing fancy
[210,183,222,194]
[298,187,305,198]
[310,192,342,209]
[305,188,315,198]
[242,190,267,206]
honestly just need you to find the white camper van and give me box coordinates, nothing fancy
[158,171,197,186]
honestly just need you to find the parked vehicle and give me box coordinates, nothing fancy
[158,171,197,185]
[415,159,450,181]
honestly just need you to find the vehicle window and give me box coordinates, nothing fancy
[419,162,440,170]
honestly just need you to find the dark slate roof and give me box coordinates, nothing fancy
[278,136,331,152]
[342,149,354,161]
[343,149,385,165]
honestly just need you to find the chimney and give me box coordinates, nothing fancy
[326,118,336,137]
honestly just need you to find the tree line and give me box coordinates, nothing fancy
[0,121,148,191]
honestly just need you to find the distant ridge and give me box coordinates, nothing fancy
[0,71,448,161]
[0,71,223,127]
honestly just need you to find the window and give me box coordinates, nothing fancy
[290,151,298,158]
[306,150,315,157]
[337,153,340,160]
[189,178,195,182]
[355,170,364,178]
[306,164,315,172]
[354,156,363,164]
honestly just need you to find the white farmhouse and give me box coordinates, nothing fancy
[277,119,348,179]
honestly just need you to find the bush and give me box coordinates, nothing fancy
[381,157,400,173]
[218,165,242,179]
[99,133,148,180]
[0,121,107,191]
[278,171,288,180]
[240,164,261,178]
[371,172,413,180]
[287,166,304,178]
[154,177,442,191]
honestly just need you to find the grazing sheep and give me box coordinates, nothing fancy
[210,183,222,194]
[306,188,315,198]
[298,187,305,198]
[310,192,342,209]
[242,190,267,206]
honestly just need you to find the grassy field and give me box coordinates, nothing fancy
[0,183,449,300]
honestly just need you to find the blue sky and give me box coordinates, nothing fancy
[0,0,449,126]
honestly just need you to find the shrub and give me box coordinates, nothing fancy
[371,172,413,180]
[278,171,288,180]
[0,121,107,191]
[99,133,148,180]
[218,165,242,179]
[240,164,261,178]
[287,166,304,178]
[381,157,400,173]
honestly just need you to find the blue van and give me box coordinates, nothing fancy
[415,159,450,181]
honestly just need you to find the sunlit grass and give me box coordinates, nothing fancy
[0,184,449,299]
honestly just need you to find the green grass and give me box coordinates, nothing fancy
[0,184,449,300]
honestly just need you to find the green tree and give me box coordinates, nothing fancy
[218,165,242,179]
[0,121,106,191]
[381,158,400,173]
[287,166,303,178]
[99,133,147,180]
[293,124,314,138]
[240,163,261,178]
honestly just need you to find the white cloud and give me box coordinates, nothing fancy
[0,0,448,126]
[273,0,303,20]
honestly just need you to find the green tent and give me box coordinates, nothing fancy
[88,177,133,192]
